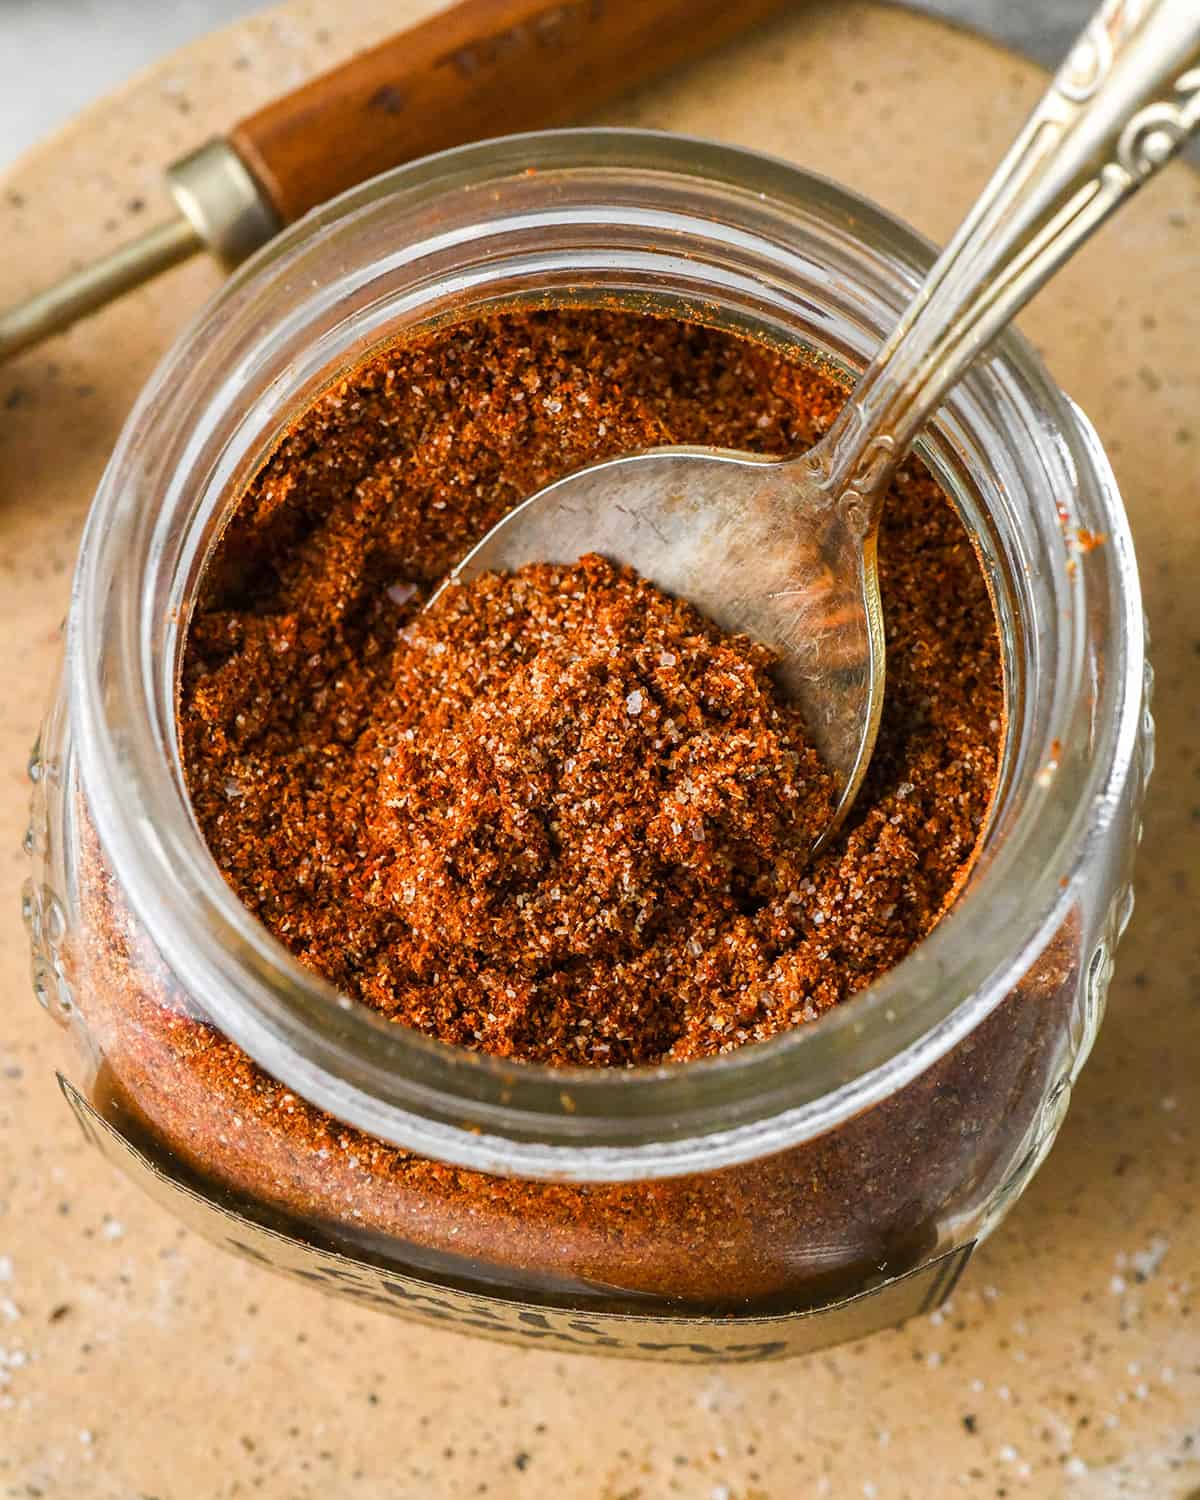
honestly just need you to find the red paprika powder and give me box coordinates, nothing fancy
[76,307,1065,1311]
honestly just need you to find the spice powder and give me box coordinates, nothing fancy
[77,309,1073,1310]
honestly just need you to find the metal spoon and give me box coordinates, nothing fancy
[437,0,1200,844]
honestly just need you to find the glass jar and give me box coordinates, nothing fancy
[24,130,1150,1362]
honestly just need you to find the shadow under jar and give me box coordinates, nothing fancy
[25,131,1150,1363]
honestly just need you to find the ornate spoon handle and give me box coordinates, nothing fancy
[812,0,1200,518]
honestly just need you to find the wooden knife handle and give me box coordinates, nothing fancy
[229,0,792,224]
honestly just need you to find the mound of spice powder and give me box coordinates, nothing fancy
[181,309,1003,1068]
[364,554,836,1062]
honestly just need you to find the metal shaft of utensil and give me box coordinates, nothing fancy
[0,218,201,361]
[0,141,278,362]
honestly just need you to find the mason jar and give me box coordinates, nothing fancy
[23,130,1150,1363]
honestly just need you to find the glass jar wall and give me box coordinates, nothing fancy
[24,132,1150,1360]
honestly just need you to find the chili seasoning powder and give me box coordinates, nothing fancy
[74,309,1073,1311]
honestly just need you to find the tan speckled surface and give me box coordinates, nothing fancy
[1,3,1197,1495]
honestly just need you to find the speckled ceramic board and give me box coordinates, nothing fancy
[1,3,1197,1495]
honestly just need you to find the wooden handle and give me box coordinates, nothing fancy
[229,0,792,224]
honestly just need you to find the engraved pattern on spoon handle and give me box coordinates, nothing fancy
[813,0,1200,524]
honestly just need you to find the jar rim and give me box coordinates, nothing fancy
[70,128,1144,1180]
